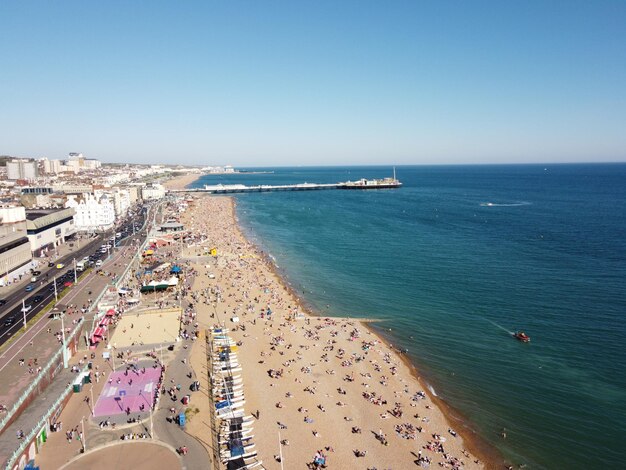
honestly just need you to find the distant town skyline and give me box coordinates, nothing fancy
[1,1,625,166]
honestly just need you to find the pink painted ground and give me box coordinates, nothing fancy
[93,366,162,417]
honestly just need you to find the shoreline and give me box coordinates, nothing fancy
[371,325,505,469]
[230,196,505,469]
[165,172,505,468]
[162,172,202,190]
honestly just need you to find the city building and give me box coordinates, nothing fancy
[51,183,94,194]
[42,158,63,174]
[141,183,166,200]
[83,159,102,170]
[65,193,115,232]
[25,208,76,257]
[6,160,39,180]
[110,188,131,218]
[0,207,32,282]
[0,229,32,285]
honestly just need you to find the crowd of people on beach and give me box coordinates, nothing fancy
[164,195,485,470]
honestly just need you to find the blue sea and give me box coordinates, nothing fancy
[190,164,626,469]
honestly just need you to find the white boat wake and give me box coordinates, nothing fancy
[480,201,531,207]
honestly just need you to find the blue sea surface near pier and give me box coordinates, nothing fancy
[190,164,626,469]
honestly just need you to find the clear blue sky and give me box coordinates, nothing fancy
[1,1,625,166]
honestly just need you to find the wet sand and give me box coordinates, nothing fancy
[180,195,489,469]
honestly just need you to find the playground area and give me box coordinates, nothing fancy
[93,364,163,417]
[108,307,181,348]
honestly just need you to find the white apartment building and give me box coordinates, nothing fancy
[83,159,101,170]
[42,158,63,174]
[65,193,116,232]
[52,153,102,174]
[6,160,39,180]
[110,188,131,218]
[66,159,81,174]
[141,184,166,200]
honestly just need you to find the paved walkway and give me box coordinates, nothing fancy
[33,330,210,469]
[0,367,78,464]
[32,200,212,469]
[62,441,181,470]
[0,241,139,412]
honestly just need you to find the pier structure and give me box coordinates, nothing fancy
[170,182,347,194]
[168,179,401,194]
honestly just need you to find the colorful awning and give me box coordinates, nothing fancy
[93,327,105,337]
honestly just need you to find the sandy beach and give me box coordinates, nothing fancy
[163,172,201,190]
[176,194,488,469]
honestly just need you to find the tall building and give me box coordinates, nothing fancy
[83,159,101,170]
[65,194,116,232]
[62,153,100,173]
[141,184,166,200]
[42,158,62,174]
[6,159,38,180]
[111,188,131,218]
[0,207,32,284]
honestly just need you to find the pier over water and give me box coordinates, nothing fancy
[170,182,342,194]
[169,176,402,194]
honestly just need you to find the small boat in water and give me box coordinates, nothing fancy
[513,332,530,343]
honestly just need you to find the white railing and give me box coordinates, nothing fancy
[0,315,85,435]
[3,366,87,470]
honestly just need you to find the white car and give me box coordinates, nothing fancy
[96,260,103,267]
[208,273,216,279]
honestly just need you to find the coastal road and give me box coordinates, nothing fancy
[0,206,148,347]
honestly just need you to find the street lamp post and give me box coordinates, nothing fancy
[81,416,86,452]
